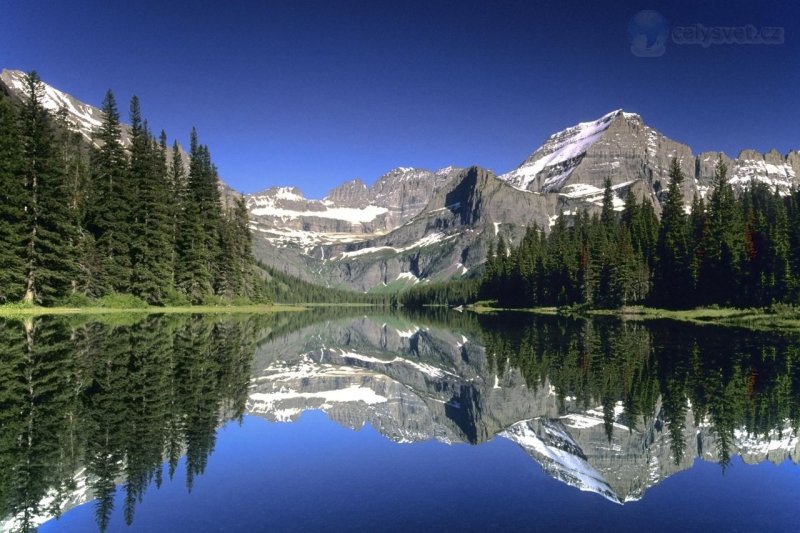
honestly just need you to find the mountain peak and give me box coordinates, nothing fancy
[498,109,632,191]
[253,186,306,200]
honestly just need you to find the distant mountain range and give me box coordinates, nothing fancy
[3,69,798,292]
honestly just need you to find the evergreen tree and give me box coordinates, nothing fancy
[652,158,692,308]
[699,157,746,306]
[88,89,131,294]
[175,129,214,302]
[688,194,706,293]
[128,97,174,303]
[18,72,77,304]
[168,140,186,286]
[600,177,617,231]
[0,98,27,302]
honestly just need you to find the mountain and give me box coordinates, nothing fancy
[249,109,798,291]
[498,109,800,198]
[5,69,798,293]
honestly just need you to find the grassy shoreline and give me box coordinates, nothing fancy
[466,303,800,331]
[0,303,307,317]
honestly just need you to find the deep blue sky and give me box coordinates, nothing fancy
[2,0,798,198]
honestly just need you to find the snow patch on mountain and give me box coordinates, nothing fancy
[559,180,635,211]
[336,232,455,259]
[250,200,388,223]
[499,109,623,191]
[336,349,455,379]
[731,158,796,191]
[249,386,388,412]
[2,68,105,142]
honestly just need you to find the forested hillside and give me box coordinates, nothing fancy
[257,263,392,305]
[403,157,800,310]
[0,72,265,305]
[481,158,799,309]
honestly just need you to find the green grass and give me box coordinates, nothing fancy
[467,300,559,315]
[0,303,306,317]
[465,302,800,331]
[605,305,800,331]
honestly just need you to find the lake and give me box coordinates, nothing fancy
[1,309,799,532]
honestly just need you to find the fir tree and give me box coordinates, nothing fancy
[18,72,77,304]
[652,158,691,308]
[700,157,746,306]
[128,97,174,303]
[88,89,131,294]
[0,98,27,302]
[600,177,616,231]
[175,129,216,302]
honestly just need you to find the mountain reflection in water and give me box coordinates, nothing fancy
[1,309,799,531]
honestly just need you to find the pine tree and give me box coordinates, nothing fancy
[175,129,215,302]
[128,97,174,303]
[88,89,131,294]
[700,157,746,305]
[688,194,706,295]
[168,140,186,286]
[0,97,27,302]
[652,158,691,308]
[600,177,617,231]
[18,72,77,304]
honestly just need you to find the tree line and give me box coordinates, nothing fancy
[258,262,394,305]
[480,157,800,309]
[0,71,266,306]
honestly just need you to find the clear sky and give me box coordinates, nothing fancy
[2,0,798,198]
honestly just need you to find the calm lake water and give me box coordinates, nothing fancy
[2,309,800,532]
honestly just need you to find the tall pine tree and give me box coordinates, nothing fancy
[651,158,692,308]
[87,90,132,294]
[18,72,77,304]
[0,97,27,302]
[128,97,174,304]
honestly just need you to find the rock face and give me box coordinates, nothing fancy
[498,109,799,198]
[247,314,800,504]
[251,167,562,290]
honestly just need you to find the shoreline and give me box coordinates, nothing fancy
[466,304,800,331]
[0,304,308,317]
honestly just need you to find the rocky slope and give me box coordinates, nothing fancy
[499,109,799,198]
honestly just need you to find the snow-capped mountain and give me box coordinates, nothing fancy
[1,69,107,144]
[498,108,800,198]
[247,166,461,253]
[4,68,798,292]
[250,110,798,291]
